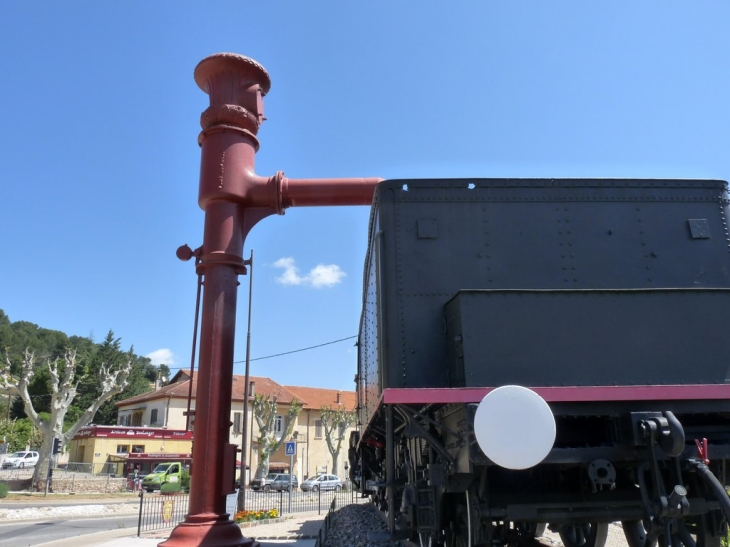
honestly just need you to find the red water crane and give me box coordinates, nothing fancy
[160,53,380,547]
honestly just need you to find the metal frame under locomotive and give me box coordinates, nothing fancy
[350,179,730,547]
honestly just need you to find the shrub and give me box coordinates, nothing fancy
[181,469,190,493]
[160,482,182,494]
[0,482,8,498]
[234,509,278,523]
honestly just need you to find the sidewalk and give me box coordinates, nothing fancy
[1,493,141,508]
[35,511,326,547]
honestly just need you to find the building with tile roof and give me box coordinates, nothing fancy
[68,369,358,484]
[284,385,358,481]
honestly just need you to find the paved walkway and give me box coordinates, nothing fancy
[2,493,327,546]
[34,511,326,547]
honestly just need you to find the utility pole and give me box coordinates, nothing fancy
[45,437,61,497]
[237,250,254,513]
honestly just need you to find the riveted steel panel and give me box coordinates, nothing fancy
[446,289,730,388]
[359,178,730,398]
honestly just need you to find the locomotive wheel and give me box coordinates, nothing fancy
[443,493,472,547]
[661,517,723,547]
[624,516,722,547]
[691,513,724,547]
[657,521,696,547]
[558,522,608,547]
[444,507,469,547]
[515,522,547,540]
[622,520,657,547]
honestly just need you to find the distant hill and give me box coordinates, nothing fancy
[0,309,157,426]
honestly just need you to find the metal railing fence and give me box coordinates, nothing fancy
[240,486,357,516]
[137,490,191,536]
[0,461,125,478]
[63,461,126,475]
[135,485,366,536]
[314,497,338,547]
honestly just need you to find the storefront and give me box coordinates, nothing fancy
[69,425,193,475]
[268,461,290,472]
[108,451,193,477]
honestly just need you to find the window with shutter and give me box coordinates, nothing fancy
[315,420,323,439]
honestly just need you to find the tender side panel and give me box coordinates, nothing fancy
[359,209,382,429]
[372,179,730,390]
[446,289,730,388]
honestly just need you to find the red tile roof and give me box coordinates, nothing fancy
[284,386,357,411]
[115,373,300,408]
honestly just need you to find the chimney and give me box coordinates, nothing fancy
[249,381,256,397]
[336,392,341,404]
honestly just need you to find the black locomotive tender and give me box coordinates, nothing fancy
[351,179,730,547]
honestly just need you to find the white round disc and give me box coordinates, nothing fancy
[473,385,556,470]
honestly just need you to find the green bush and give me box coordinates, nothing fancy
[0,482,9,498]
[160,482,182,494]
[181,469,190,493]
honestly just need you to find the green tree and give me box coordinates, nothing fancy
[0,417,40,452]
[0,348,132,490]
[96,352,153,425]
[147,363,171,386]
[0,317,70,369]
[70,331,152,425]
[0,311,72,422]
[319,405,356,476]
[252,394,302,480]
[0,311,157,488]
[71,331,124,424]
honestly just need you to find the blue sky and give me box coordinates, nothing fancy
[2,3,729,391]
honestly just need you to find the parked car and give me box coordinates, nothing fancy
[300,474,343,492]
[1,451,40,469]
[250,473,298,492]
[141,462,183,492]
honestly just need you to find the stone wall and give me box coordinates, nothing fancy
[49,474,129,494]
[1,478,32,491]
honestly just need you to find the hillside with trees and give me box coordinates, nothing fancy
[0,309,163,453]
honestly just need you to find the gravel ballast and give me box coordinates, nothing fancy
[323,502,401,547]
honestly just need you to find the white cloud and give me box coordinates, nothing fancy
[308,264,347,287]
[272,257,346,288]
[146,348,177,366]
[272,257,303,285]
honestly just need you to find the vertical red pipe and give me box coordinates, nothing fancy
[161,55,265,547]
[163,53,380,547]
